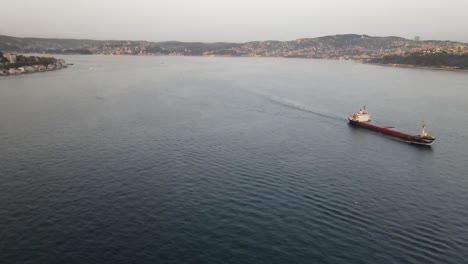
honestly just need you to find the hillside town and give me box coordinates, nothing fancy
[3,34,468,58]
[35,35,468,61]
[201,36,468,61]
[2,34,468,73]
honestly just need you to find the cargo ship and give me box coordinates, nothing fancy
[348,106,436,145]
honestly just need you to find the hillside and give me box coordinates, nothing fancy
[369,50,468,70]
[0,52,67,75]
[1,34,468,68]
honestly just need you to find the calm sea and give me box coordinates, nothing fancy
[1,56,468,264]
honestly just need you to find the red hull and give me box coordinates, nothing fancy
[349,120,434,145]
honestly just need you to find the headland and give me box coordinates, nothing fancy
[0,52,67,76]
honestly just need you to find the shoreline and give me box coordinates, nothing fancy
[0,56,68,77]
[362,62,468,72]
[3,53,466,75]
[41,53,468,73]
[0,65,68,76]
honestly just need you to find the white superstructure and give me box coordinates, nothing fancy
[348,106,371,122]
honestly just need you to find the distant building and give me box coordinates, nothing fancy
[414,36,421,42]
[3,52,17,63]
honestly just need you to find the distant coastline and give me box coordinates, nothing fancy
[366,50,468,71]
[364,62,468,72]
[0,52,68,76]
[2,33,468,73]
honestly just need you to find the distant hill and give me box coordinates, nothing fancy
[0,35,105,52]
[0,35,240,55]
[1,34,468,69]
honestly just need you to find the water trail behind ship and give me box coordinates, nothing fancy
[248,90,345,122]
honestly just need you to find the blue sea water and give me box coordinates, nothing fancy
[1,56,468,264]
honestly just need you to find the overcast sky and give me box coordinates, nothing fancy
[1,0,467,43]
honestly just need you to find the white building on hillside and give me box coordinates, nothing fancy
[3,52,17,63]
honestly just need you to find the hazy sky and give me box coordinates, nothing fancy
[1,0,468,42]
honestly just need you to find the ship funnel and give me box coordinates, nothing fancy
[420,121,428,137]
